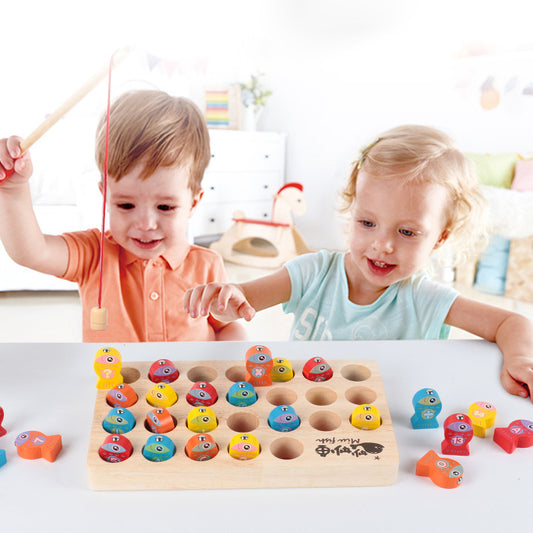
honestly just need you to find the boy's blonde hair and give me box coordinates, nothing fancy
[341,124,487,263]
[95,90,210,194]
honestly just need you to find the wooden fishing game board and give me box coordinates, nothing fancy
[87,357,399,490]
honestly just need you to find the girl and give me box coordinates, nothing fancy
[184,125,533,400]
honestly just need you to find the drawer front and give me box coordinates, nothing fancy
[208,131,286,173]
[202,171,282,204]
[191,200,273,237]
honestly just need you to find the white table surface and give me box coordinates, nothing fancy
[0,340,531,532]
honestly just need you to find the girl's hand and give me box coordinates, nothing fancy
[0,136,33,185]
[184,282,256,322]
[501,354,533,402]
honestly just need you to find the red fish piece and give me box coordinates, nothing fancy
[0,407,6,437]
[148,359,179,384]
[493,419,533,453]
[441,413,473,456]
[302,356,333,382]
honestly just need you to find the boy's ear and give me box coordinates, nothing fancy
[98,181,104,194]
[434,228,450,250]
[188,189,204,217]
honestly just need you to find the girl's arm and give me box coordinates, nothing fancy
[445,295,533,401]
[184,267,292,323]
[0,136,69,277]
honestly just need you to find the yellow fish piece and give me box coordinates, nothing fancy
[228,432,260,460]
[146,383,178,408]
[351,404,381,430]
[94,346,123,390]
[271,357,294,382]
[187,406,217,433]
[468,401,497,438]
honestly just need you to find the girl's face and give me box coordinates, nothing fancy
[101,164,202,261]
[346,171,450,302]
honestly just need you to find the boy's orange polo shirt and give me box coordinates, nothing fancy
[59,229,227,342]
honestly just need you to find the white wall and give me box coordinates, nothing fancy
[3,0,533,251]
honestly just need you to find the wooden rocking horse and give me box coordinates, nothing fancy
[210,182,312,268]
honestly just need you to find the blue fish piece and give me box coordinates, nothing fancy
[102,407,136,434]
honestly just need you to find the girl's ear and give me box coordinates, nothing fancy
[98,181,104,195]
[434,228,450,250]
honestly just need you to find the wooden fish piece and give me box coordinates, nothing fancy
[186,406,217,433]
[94,346,123,389]
[351,404,381,430]
[228,432,260,460]
[410,388,442,429]
[0,407,7,437]
[468,401,497,438]
[15,430,62,462]
[245,345,273,387]
[271,357,294,382]
[302,356,333,382]
[106,383,138,408]
[416,449,463,489]
[186,381,218,407]
[148,359,179,384]
[146,383,178,408]
[142,435,175,462]
[441,413,473,456]
[493,419,533,453]
[185,434,219,461]
[145,408,175,434]
[102,407,136,434]
[98,434,133,463]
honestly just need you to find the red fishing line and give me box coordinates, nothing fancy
[97,53,114,310]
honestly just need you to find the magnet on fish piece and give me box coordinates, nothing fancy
[468,401,497,438]
[268,405,300,432]
[302,356,333,382]
[186,406,217,433]
[0,449,6,468]
[98,434,133,463]
[15,430,63,462]
[0,406,7,437]
[228,432,260,460]
[441,413,473,456]
[102,407,136,434]
[351,404,381,430]
[148,358,179,384]
[271,357,294,382]
[142,434,175,462]
[245,344,273,387]
[186,381,218,407]
[94,346,123,389]
[493,419,533,453]
[410,388,442,429]
[106,383,138,408]
[146,383,178,408]
[416,449,463,489]
[185,433,219,461]
[227,381,257,407]
[146,407,175,434]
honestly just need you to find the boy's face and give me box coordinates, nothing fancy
[100,164,202,261]
[346,171,450,300]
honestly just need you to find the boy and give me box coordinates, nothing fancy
[0,90,245,342]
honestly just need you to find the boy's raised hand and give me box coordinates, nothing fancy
[184,282,256,323]
[0,136,33,184]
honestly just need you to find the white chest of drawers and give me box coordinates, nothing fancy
[191,129,286,239]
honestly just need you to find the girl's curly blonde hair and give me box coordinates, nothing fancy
[340,125,487,265]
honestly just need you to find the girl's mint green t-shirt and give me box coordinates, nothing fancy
[283,250,458,341]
